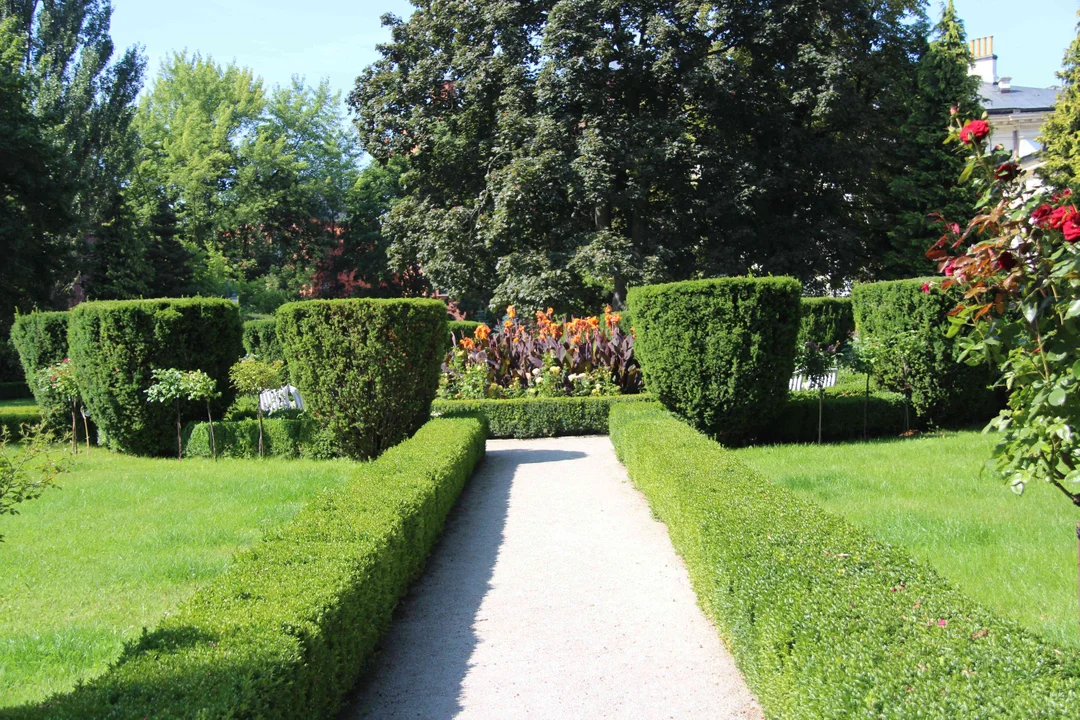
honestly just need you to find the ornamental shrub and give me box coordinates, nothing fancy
[68,299,243,456]
[797,297,854,349]
[627,277,801,443]
[609,402,1080,717]
[10,311,70,429]
[852,279,996,426]
[758,388,909,444]
[447,320,481,348]
[276,298,447,459]
[184,417,316,459]
[242,319,285,364]
[432,394,652,438]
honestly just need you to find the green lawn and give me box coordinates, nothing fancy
[734,431,1080,649]
[0,448,353,709]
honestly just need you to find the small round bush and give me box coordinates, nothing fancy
[276,298,447,459]
[627,277,802,443]
[68,298,244,456]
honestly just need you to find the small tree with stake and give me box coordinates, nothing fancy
[38,359,88,455]
[229,356,283,457]
[797,342,839,444]
[146,368,187,460]
[182,370,220,460]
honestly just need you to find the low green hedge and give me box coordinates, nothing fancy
[758,388,910,443]
[15,416,486,719]
[432,395,651,438]
[184,418,317,458]
[609,402,1080,717]
[0,381,32,400]
[0,402,43,439]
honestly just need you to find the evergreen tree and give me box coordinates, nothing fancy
[1039,16,1080,191]
[876,0,982,279]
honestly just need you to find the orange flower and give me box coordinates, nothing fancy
[587,316,600,330]
[503,319,514,331]
[604,305,612,314]
[460,337,476,351]
[506,305,516,319]
[474,323,491,341]
[546,307,554,316]
[606,313,622,329]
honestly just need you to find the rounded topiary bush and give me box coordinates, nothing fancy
[68,298,244,456]
[11,310,71,429]
[627,277,802,443]
[277,298,447,459]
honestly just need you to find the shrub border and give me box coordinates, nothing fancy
[432,395,651,438]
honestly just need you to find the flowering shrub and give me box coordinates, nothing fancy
[38,359,85,455]
[438,306,640,400]
[929,112,1080,508]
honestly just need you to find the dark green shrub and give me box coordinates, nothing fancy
[759,388,909,443]
[609,402,1080,718]
[627,277,801,443]
[0,401,42,439]
[447,320,481,348]
[797,297,854,349]
[852,279,997,426]
[277,299,447,459]
[184,417,316,458]
[0,382,31,400]
[12,417,486,720]
[10,312,71,431]
[0,338,24,382]
[68,299,244,456]
[242,318,285,364]
[433,395,651,438]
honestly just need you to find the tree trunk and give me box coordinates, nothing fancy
[70,402,77,455]
[207,402,216,460]
[176,401,183,460]
[613,274,628,311]
[81,407,90,455]
[257,408,264,458]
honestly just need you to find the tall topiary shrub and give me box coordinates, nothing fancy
[627,277,802,443]
[68,298,244,456]
[10,311,71,429]
[277,298,447,459]
[797,297,854,349]
[852,278,996,426]
[242,319,285,364]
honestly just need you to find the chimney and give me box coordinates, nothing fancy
[968,36,997,84]
[999,76,1012,93]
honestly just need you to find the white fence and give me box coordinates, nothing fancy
[789,368,838,392]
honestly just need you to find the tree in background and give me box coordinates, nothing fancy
[229,356,283,457]
[876,0,983,279]
[1039,16,1080,191]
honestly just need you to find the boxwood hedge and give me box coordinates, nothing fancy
[852,279,998,427]
[627,277,801,443]
[184,417,316,459]
[242,318,285,364]
[277,299,447,459]
[0,402,42,439]
[10,311,71,429]
[7,416,485,720]
[797,297,854,349]
[609,402,1080,718]
[759,389,909,444]
[68,299,244,456]
[432,395,651,438]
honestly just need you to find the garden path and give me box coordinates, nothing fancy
[344,436,761,719]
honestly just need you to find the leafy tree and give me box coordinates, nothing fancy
[229,356,283,457]
[145,368,189,460]
[182,370,219,459]
[876,0,983,279]
[38,358,85,454]
[1039,16,1080,191]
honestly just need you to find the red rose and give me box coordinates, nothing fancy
[958,119,991,144]
[1031,204,1054,226]
[921,282,931,294]
[995,252,1017,271]
[994,162,1020,182]
[1064,213,1080,243]
[1053,188,1073,202]
[1049,205,1076,229]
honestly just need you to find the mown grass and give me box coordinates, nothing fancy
[0,448,353,708]
[734,431,1080,649]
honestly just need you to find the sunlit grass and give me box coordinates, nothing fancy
[0,447,353,708]
[734,431,1080,649]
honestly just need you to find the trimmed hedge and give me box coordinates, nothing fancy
[242,318,285,364]
[0,402,42,439]
[10,311,71,428]
[68,299,244,456]
[797,297,854,349]
[609,402,1080,717]
[852,279,998,427]
[0,338,24,382]
[432,395,651,438]
[627,277,801,443]
[184,417,316,458]
[0,382,32,400]
[759,388,909,443]
[11,416,486,719]
[447,320,481,348]
[277,299,447,459]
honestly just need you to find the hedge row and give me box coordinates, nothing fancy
[432,395,651,438]
[69,298,243,456]
[852,279,998,427]
[609,402,1080,717]
[242,318,285,364]
[0,382,32,400]
[10,311,71,430]
[759,389,910,444]
[14,416,486,719]
[798,296,854,349]
[184,418,316,459]
[0,403,42,439]
[628,277,801,443]
[277,299,446,459]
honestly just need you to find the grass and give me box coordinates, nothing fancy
[734,431,1080,649]
[0,447,353,709]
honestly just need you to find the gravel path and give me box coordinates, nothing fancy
[344,436,761,719]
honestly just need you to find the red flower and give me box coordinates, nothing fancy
[995,252,1017,271]
[1053,188,1073,202]
[921,283,931,294]
[949,222,962,236]
[1049,205,1076,230]
[958,119,991,144]
[1031,204,1054,227]
[994,162,1020,182]
[1064,213,1080,243]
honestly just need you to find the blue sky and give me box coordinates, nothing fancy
[110,0,1079,104]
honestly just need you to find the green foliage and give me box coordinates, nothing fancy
[447,320,481,348]
[852,279,997,426]
[242,319,285,363]
[0,400,42,440]
[627,278,802,443]
[10,312,71,430]
[609,402,1080,717]
[432,395,651,438]
[0,422,66,542]
[0,339,24,383]
[1039,18,1080,191]
[12,417,486,719]
[68,298,243,456]
[184,418,315,459]
[276,298,447,459]
[0,383,31,400]
[797,298,854,350]
[759,389,909,444]
[229,356,284,398]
